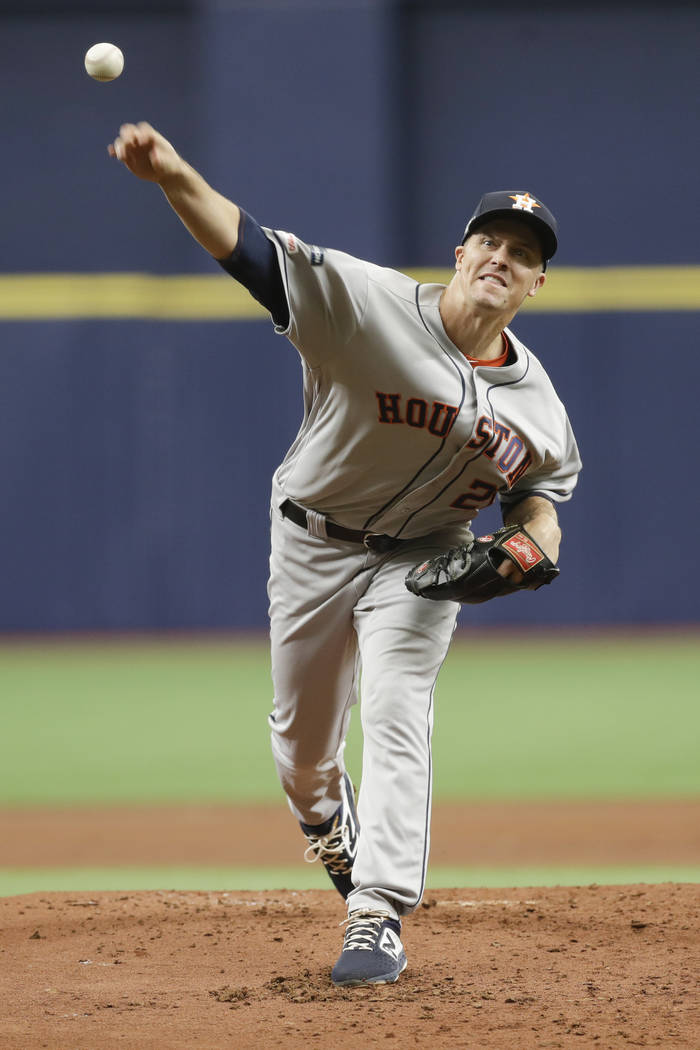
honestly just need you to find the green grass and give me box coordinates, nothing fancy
[433,633,700,798]
[0,638,278,805]
[1,864,698,898]
[0,632,698,806]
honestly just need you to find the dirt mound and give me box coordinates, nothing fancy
[2,883,697,1049]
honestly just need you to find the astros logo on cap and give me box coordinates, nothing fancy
[509,192,541,214]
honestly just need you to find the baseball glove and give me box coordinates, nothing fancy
[404,524,559,604]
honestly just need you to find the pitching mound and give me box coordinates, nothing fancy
[2,883,697,1049]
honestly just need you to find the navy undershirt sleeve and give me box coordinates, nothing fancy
[217,210,289,329]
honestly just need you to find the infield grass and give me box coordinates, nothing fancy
[1,865,698,898]
[1,632,698,806]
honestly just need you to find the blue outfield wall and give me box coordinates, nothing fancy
[2,311,698,630]
[0,0,698,630]
[0,319,301,631]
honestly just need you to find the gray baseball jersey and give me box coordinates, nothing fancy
[264,228,581,920]
[266,229,580,537]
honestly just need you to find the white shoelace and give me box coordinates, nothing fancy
[339,911,393,952]
[303,818,353,875]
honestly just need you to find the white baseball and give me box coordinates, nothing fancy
[84,42,124,82]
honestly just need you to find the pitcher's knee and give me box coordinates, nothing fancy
[270,734,345,816]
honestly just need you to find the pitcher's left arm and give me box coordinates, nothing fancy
[500,495,560,579]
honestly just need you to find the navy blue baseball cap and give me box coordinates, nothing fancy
[462,190,558,267]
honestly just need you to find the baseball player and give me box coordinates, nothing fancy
[109,122,581,987]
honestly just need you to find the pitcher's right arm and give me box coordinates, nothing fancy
[109,121,241,259]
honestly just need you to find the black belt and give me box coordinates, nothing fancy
[280,498,401,554]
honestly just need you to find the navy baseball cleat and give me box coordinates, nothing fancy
[300,773,359,899]
[331,910,407,986]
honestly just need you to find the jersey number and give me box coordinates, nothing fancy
[450,480,497,512]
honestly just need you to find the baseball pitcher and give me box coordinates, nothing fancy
[109,123,581,986]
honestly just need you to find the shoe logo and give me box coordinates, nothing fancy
[379,927,402,960]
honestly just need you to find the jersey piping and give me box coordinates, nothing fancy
[360,282,468,532]
[270,231,294,337]
[392,343,533,538]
